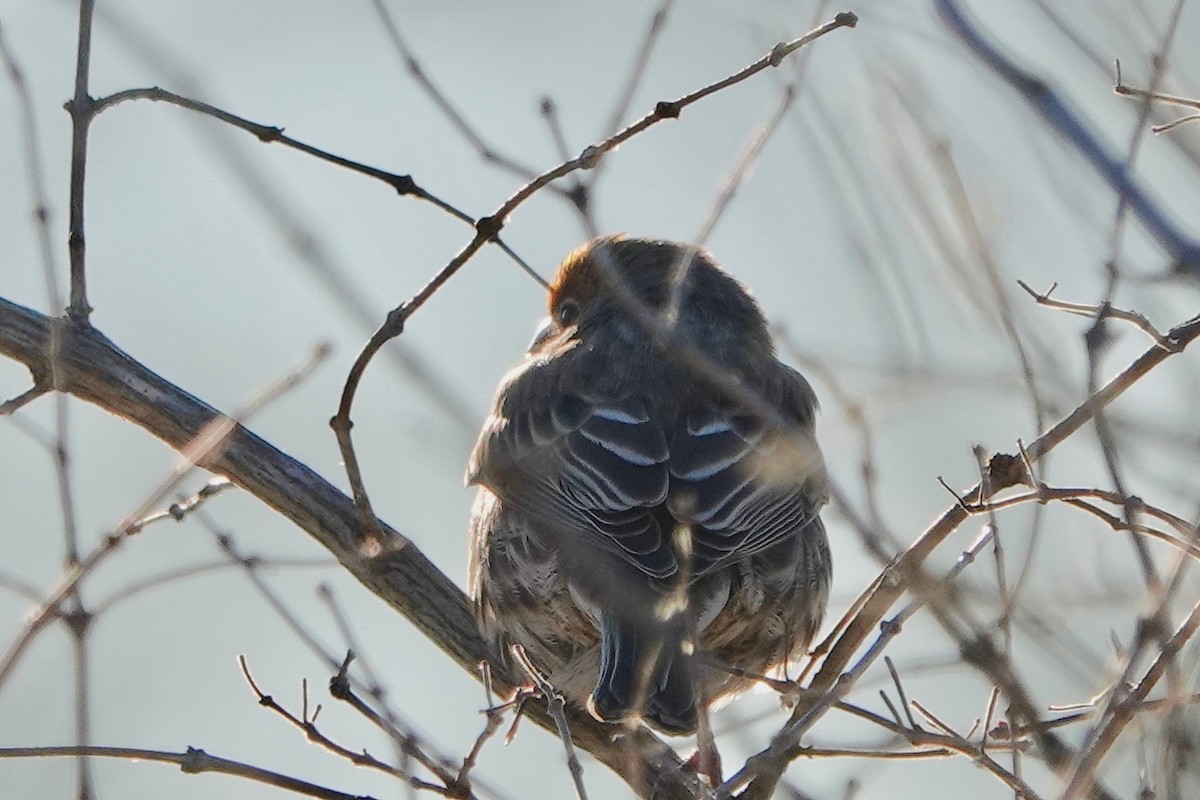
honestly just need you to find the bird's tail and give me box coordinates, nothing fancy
[589,614,698,735]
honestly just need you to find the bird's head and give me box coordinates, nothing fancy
[533,236,773,361]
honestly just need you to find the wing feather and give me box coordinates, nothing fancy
[469,349,825,581]
[469,351,676,578]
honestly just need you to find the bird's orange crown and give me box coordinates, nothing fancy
[546,235,630,315]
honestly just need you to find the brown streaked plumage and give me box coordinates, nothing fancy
[467,236,830,735]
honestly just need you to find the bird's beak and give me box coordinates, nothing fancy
[528,315,554,351]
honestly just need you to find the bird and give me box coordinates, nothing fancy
[466,236,830,736]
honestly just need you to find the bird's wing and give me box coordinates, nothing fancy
[467,347,677,579]
[667,364,827,575]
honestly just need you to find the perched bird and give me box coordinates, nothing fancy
[467,236,830,735]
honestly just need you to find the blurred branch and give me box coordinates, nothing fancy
[538,97,589,215]
[1063,596,1200,798]
[0,343,327,695]
[329,10,858,548]
[0,295,701,800]
[368,0,552,189]
[934,0,1200,276]
[583,0,677,197]
[745,309,1200,798]
[92,556,331,616]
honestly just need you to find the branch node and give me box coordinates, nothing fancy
[654,100,680,119]
[390,173,417,196]
[180,746,208,774]
[329,650,355,700]
[474,213,504,239]
[577,144,604,170]
[253,124,284,143]
[985,452,1024,492]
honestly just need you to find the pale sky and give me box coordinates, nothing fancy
[2,1,1200,798]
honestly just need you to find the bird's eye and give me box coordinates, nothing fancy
[556,299,580,326]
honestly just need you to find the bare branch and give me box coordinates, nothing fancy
[511,645,589,800]
[237,656,452,795]
[64,0,96,320]
[0,745,379,800]
[1062,597,1200,798]
[934,0,1200,275]
[1114,62,1200,111]
[88,86,539,284]
[1154,113,1200,134]
[329,10,858,550]
[0,301,701,797]
[0,384,48,415]
[1016,280,1173,348]
[717,529,996,799]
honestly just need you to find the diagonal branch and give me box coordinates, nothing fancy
[0,295,700,800]
[88,86,538,283]
[330,8,859,544]
[756,310,1200,797]
[934,0,1200,276]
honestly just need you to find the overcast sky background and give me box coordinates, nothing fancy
[3,1,1200,798]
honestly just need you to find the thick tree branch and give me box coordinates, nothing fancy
[0,296,699,800]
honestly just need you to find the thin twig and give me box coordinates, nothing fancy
[1016,280,1173,349]
[123,478,235,535]
[330,11,858,538]
[981,687,1000,756]
[237,656,451,795]
[88,86,540,285]
[0,745,377,800]
[0,384,48,415]
[457,663,504,786]
[511,645,589,800]
[910,700,962,739]
[0,345,330,694]
[1114,64,1200,111]
[717,528,996,799]
[1153,112,1200,134]
[884,657,919,730]
[367,0,553,190]
[317,587,462,794]
[64,0,96,320]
